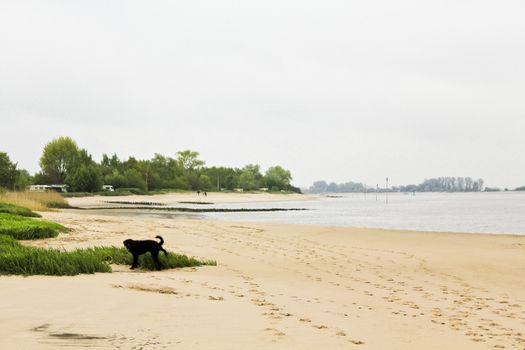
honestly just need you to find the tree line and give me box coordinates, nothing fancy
[0,137,301,193]
[308,177,495,193]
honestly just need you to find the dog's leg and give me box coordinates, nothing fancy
[131,254,139,269]
[160,247,168,256]
[151,250,161,270]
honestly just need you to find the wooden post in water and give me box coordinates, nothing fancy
[386,177,389,204]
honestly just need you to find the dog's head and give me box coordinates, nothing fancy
[123,239,134,252]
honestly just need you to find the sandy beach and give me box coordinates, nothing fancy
[1,193,525,349]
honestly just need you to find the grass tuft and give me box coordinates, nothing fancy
[0,213,68,240]
[0,202,41,217]
[0,235,111,275]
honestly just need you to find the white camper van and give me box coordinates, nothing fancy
[101,185,114,192]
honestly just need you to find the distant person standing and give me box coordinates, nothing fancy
[204,191,207,197]
[197,190,200,196]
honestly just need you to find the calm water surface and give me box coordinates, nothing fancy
[171,192,525,235]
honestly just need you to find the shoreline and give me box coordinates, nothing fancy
[66,191,318,208]
[1,193,525,349]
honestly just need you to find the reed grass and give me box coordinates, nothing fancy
[0,235,216,275]
[0,191,70,211]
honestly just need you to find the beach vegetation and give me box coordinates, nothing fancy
[0,213,68,240]
[0,234,216,276]
[0,202,41,217]
[0,191,70,211]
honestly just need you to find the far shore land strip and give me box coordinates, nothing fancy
[1,192,525,350]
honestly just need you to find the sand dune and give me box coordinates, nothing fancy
[1,194,525,349]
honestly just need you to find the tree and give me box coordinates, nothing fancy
[199,174,212,190]
[309,180,328,193]
[14,169,32,191]
[39,136,80,184]
[327,182,339,192]
[477,178,484,191]
[0,152,17,190]
[202,166,240,191]
[239,164,262,190]
[264,166,292,191]
[465,177,473,191]
[177,150,205,172]
[66,164,102,192]
[100,153,123,178]
[122,169,147,191]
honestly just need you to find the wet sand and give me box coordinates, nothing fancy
[1,193,525,349]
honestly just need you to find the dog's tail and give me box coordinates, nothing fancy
[156,235,164,245]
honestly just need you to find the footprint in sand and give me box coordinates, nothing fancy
[313,325,328,329]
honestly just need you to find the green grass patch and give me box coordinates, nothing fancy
[0,213,68,240]
[0,202,41,217]
[0,235,216,276]
[0,235,111,275]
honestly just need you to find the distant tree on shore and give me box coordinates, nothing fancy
[308,180,367,193]
[307,177,486,193]
[38,137,80,184]
[264,166,292,192]
[239,164,263,191]
[397,177,485,192]
[0,152,18,190]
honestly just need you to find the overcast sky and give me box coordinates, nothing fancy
[1,1,524,189]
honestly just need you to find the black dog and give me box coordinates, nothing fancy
[123,235,168,270]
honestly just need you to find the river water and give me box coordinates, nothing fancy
[177,192,525,235]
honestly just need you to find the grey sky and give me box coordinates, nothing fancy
[1,1,524,189]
